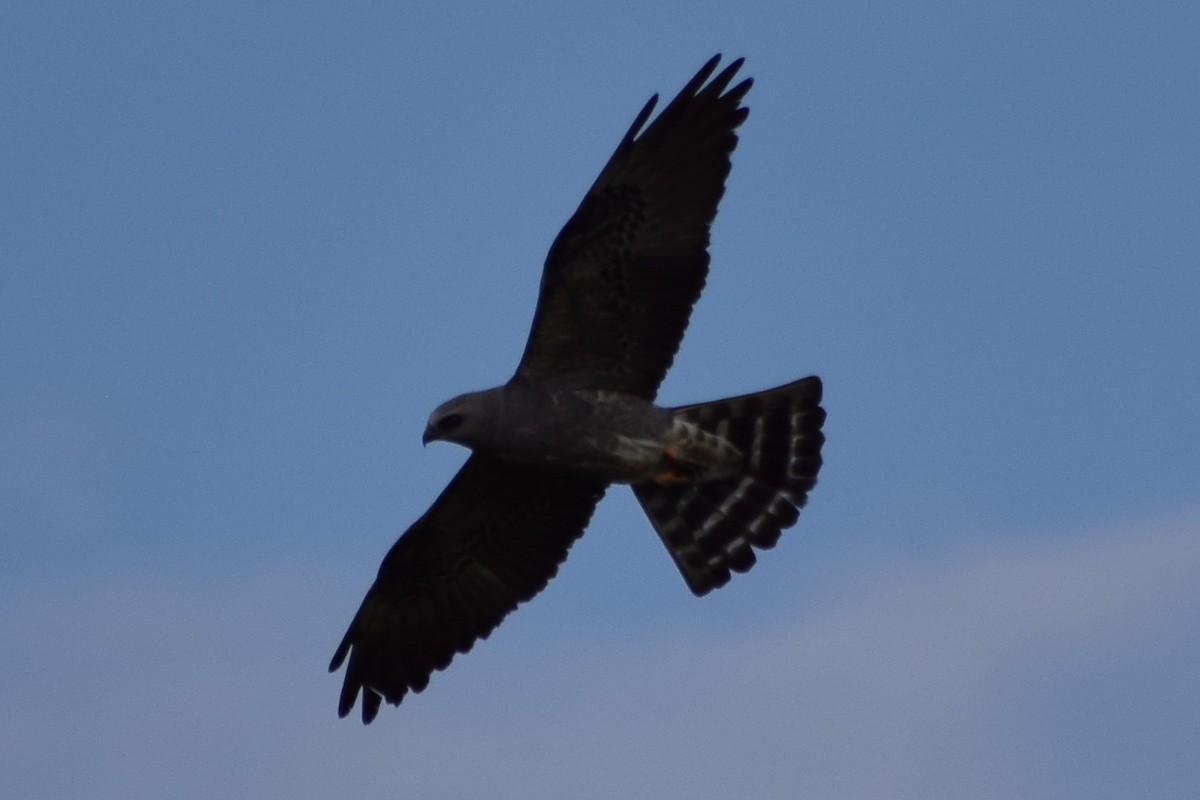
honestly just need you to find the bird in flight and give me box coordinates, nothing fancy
[330,55,826,723]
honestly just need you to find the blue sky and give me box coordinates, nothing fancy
[3,2,1198,797]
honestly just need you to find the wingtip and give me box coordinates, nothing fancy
[328,632,352,672]
[686,54,725,95]
[709,56,750,99]
[362,690,382,724]
[337,679,359,720]
[707,54,746,78]
[617,93,660,150]
[335,685,382,725]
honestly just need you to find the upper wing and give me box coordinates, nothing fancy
[514,55,752,399]
[329,455,607,723]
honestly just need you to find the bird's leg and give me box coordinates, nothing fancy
[652,445,699,486]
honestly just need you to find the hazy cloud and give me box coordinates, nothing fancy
[3,508,1196,799]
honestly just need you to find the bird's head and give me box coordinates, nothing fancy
[422,389,498,448]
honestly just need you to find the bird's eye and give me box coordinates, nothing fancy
[437,413,465,432]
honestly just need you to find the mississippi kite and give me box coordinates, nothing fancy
[330,55,826,723]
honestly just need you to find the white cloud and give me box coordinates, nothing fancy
[438,509,1200,800]
[2,509,1197,799]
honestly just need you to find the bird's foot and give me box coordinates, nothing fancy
[652,445,696,485]
[652,468,694,486]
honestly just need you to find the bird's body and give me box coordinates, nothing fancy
[425,381,740,484]
[329,56,827,723]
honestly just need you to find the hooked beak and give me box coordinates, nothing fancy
[421,426,435,447]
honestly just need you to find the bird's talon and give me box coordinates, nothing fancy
[652,468,693,486]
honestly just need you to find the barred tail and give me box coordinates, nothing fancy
[632,376,825,596]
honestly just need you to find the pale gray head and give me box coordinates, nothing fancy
[422,388,502,448]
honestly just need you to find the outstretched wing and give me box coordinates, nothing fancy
[515,55,752,399]
[329,455,607,723]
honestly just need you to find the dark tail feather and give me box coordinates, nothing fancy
[632,376,825,595]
